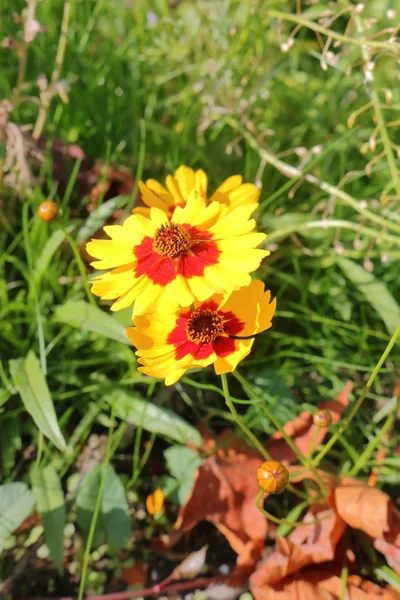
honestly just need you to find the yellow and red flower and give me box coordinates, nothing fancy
[127,280,276,385]
[136,165,260,218]
[86,191,268,315]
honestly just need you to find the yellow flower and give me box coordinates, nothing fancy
[136,165,260,218]
[86,192,268,315]
[126,280,276,385]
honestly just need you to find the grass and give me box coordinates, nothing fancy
[1,0,400,597]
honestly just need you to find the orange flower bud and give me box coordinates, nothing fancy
[256,460,289,494]
[313,409,332,428]
[146,488,164,516]
[38,201,59,222]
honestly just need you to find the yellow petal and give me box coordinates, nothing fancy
[173,165,196,199]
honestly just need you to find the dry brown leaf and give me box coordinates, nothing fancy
[266,382,352,464]
[249,504,345,588]
[334,483,400,539]
[251,565,400,600]
[374,536,400,573]
[121,561,148,587]
[172,545,208,580]
[320,573,400,600]
[174,429,267,557]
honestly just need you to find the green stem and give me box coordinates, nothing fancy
[255,490,331,527]
[348,395,399,478]
[224,116,400,238]
[220,373,271,461]
[267,9,398,51]
[234,371,328,496]
[307,426,320,464]
[60,225,97,306]
[22,204,47,374]
[314,325,400,466]
[125,118,146,215]
[221,373,308,500]
[371,91,400,202]
[77,405,115,600]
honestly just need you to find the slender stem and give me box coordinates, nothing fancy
[222,373,308,500]
[224,116,400,238]
[314,325,400,466]
[265,218,400,247]
[267,9,399,51]
[77,405,115,600]
[220,373,272,460]
[32,0,71,140]
[125,118,146,215]
[306,426,320,464]
[22,204,47,374]
[60,225,97,306]
[234,371,328,496]
[35,432,44,467]
[255,490,331,527]
[371,90,400,202]
[348,396,399,478]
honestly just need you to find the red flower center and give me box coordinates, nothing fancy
[185,308,225,344]
[152,223,190,258]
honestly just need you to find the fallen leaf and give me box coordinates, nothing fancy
[374,536,400,572]
[121,561,148,587]
[174,429,267,557]
[266,382,352,464]
[249,505,345,588]
[173,545,208,580]
[251,564,400,600]
[334,483,400,539]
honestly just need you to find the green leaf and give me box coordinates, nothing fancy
[76,196,129,244]
[0,417,21,475]
[9,351,66,451]
[34,229,67,283]
[164,446,201,505]
[0,483,35,553]
[110,388,202,446]
[30,464,65,573]
[53,300,130,345]
[76,464,132,550]
[338,257,400,335]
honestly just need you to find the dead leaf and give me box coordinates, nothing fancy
[374,536,400,572]
[249,505,345,588]
[173,545,208,580]
[121,561,148,587]
[334,483,400,539]
[266,382,352,464]
[251,564,400,600]
[174,429,267,557]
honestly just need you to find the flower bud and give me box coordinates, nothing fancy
[313,409,332,428]
[256,460,289,494]
[38,201,59,222]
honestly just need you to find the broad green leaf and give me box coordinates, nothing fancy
[53,300,130,345]
[338,257,400,335]
[76,464,132,550]
[109,388,202,446]
[164,446,202,505]
[30,464,65,573]
[0,483,35,553]
[9,352,66,451]
[76,196,129,244]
